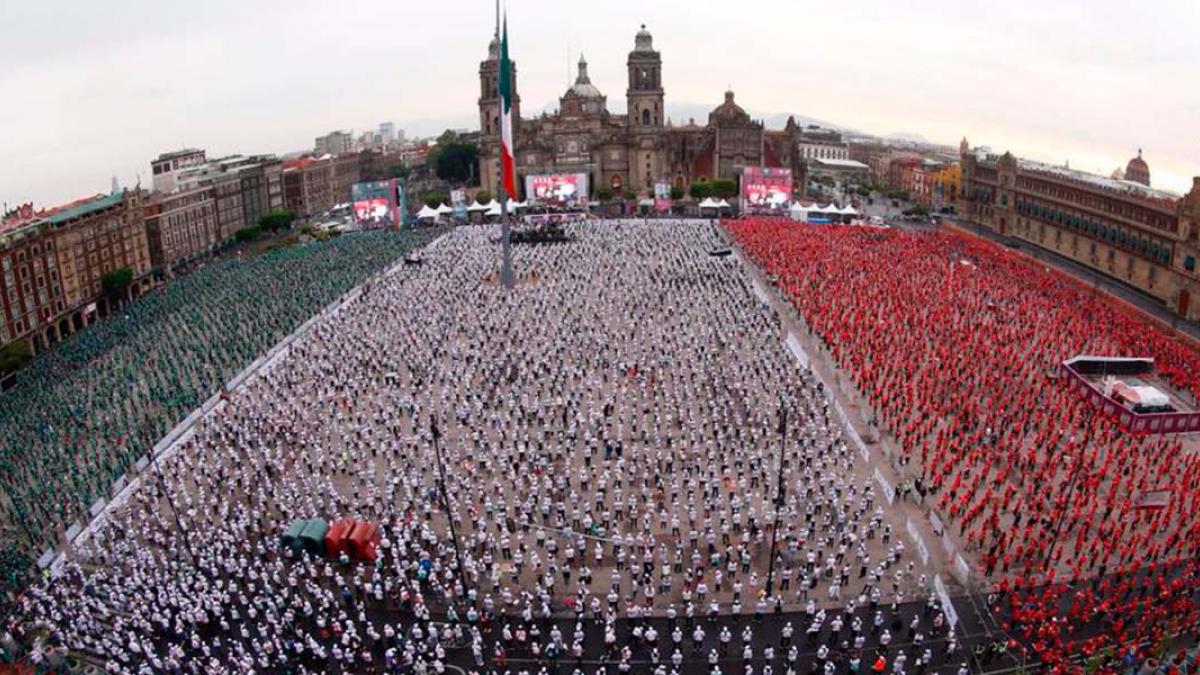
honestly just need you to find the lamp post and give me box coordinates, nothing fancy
[430,415,471,603]
[764,397,788,598]
[148,449,197,568]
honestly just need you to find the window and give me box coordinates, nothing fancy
[1185,255,1196,272]
[642,108,651,126]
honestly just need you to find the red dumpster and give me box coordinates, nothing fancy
[349,520,381,562]
[325,519,356,561]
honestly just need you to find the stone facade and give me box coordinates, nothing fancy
[960,141,1200,319]
[478,26,807,199]
[144,185,219,271]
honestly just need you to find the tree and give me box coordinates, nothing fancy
[434,142,479,184]
[689,180,713,200]
[422,191,449,208]
[596,187,614,201]
[711,179,738,199]
[622,188,637,201]
[669,186,684,200]
[474,190,492,204]
[258,209,295,232]
[386,163,411,180]
[234,225,262,243]
[0,340,32,376]
[101,267,134,300]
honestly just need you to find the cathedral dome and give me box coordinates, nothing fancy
[1125,149,1150,186]
[487,34,499,60]
[568,55,603,99]
[710,90,750,125]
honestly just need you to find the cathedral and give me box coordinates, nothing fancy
[477,25,808,199]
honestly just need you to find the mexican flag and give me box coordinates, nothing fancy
[497,15,517,199]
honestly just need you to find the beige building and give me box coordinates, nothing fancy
[144,186,219,272]
[961,141,1200,319]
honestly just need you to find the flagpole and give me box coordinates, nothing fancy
[496,3,516,289]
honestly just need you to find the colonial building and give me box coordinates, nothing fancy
[144,185,219,272]
[0,190,154,354]
[961,141,1200,319]
[281,153,362,218]
[477,25,808,199]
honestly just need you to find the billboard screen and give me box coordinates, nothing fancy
[525,173,589,207]
[741,167,793,214]
[351,180,398,227]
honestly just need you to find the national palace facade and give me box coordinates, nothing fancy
[960,140,1200,320]
[477,26,809,199]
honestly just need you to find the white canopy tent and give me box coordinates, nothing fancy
[698,198,720,210]
[715,199,732,210]
[484,203,503,217]
[435,203,454,215]
[467,201,488,212]
[506,198,527,211]
[416,205,440,220]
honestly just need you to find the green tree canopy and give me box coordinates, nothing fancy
[669,186,684,200]
[596,187,614,201]
[711,179,737,199]
[101,268,134,300]
[622,188,637,201]
[422,191,449,208]
[689,180,713,200]
[258,209,296,232]
[474,190,492,204]
[429,130,480,185]
[386,163,411,180]
[0,340,32,376]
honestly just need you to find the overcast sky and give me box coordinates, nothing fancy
[2,0,1198,208]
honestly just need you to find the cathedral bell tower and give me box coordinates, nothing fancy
[479,34,520,195]
[626,25,664,131]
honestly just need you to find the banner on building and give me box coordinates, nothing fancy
[450,188,468,219]
[351,180,399,228]
[741,167,792,214]
[654,181,672,212]
[525,173,589,207]
[396,180,408,227]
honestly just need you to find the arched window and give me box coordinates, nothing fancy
[642,108,651,125]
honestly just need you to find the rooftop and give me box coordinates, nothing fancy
[1018,159,1179,204]
[41,192,125,225]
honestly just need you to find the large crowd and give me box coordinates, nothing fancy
[0,228,443,591]
[8,222,975,674]
[729,219,1200,670]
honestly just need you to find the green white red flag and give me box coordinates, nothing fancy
[498,15,517,199]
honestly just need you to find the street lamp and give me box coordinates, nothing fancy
[430,415,472,604]
[764,396,788,598]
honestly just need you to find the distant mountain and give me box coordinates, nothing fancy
[884,132,929,144]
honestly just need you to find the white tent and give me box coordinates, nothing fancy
[467,201,488,212]
[506,198,526,211]
[484,203,503,217]
[638,198,655,207]
[416,205,440,220]
[699,197,720,210]
[484,199,501,211]
[435,203,454,215]
[715,199,732,210]
[839,204,859,215]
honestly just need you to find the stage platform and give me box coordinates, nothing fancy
[1062,355,1200,434]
